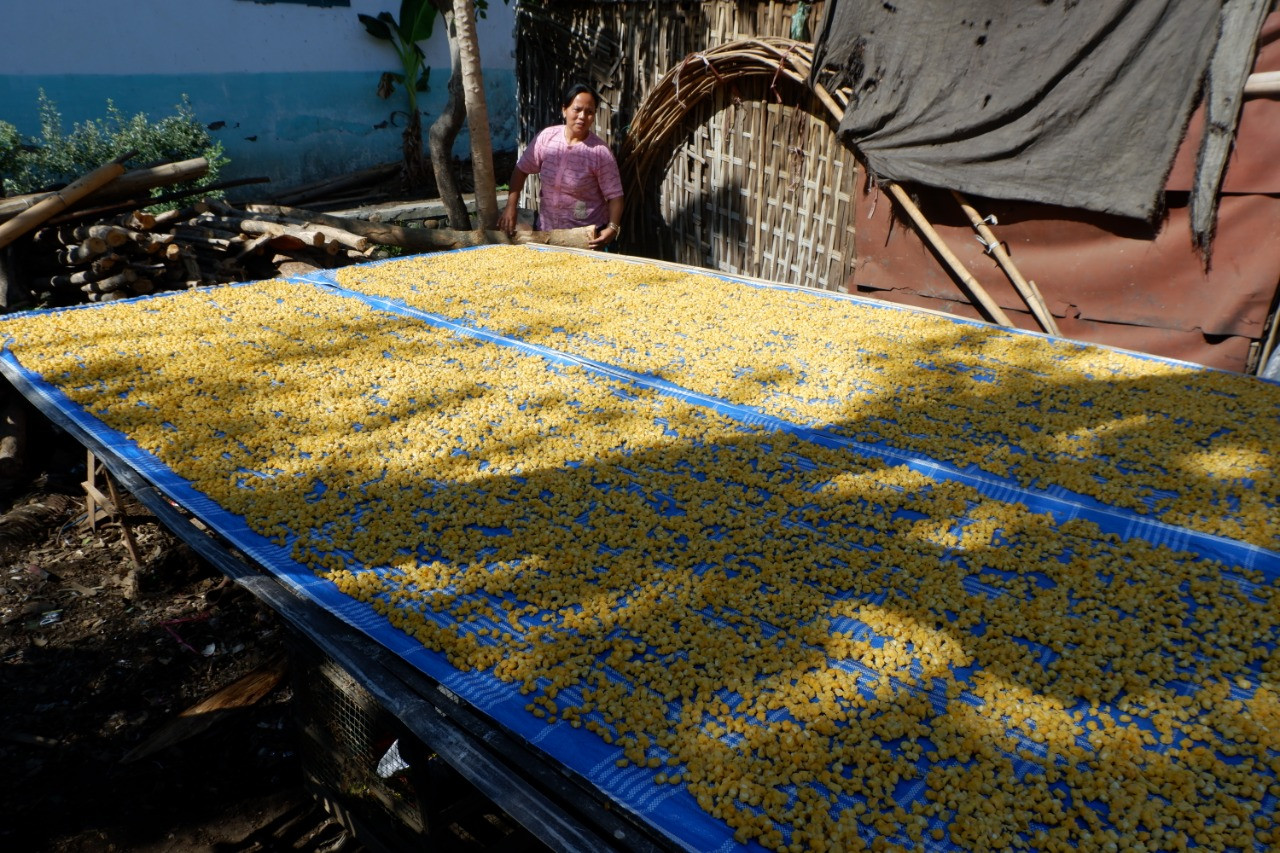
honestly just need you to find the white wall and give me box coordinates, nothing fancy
[0,0,518,192]
[0,0,513,75]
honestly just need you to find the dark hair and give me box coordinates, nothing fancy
[561,84,600,109]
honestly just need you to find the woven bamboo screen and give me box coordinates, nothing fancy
[513,4,854,291]
[618,39,857,290]
[514,1,825,148]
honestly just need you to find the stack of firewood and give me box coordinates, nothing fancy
[20,199,388,306]
[0,153,602,312]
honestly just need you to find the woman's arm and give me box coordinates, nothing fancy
[498,167,530,234]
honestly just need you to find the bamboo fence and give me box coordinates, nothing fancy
[514,4,855,291]
[617,37,857,291]
[514,2,824,149]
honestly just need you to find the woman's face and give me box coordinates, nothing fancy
[562,92,597,141]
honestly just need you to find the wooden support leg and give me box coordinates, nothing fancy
[82,449,143,569]
[83,448,102,533]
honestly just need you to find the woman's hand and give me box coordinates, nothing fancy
[588,222,619,249]
[498,205,519,236]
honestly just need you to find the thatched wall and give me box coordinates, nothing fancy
[514,1,824,147]
[619,39,856,291]
[513,2,852,290]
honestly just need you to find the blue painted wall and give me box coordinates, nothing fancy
[0,0,518,195]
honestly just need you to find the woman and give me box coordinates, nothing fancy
[498,84,624,250]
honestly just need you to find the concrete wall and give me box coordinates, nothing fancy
[0,0,518,194]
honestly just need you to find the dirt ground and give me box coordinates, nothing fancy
[0,160,552,853]
[0,413,360,853]
[1,396,548,853]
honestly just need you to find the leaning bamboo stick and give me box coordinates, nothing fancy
[0,152,133,250]
[1257,298,1280,376]
[951,191,1060,335]
[0,156,205,223]
[885,182,1014,327]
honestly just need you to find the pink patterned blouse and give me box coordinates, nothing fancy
[516,125,623,230]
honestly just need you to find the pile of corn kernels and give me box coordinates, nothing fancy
[337,247,1280,551]
[3,253,1277,852]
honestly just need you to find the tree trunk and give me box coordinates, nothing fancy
[428,1,472,230]
[402,109,429,193]
[452,0,499,229]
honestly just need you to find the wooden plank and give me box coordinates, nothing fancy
[121,655,289,763]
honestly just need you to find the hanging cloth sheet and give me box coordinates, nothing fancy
[812,0,1233,223]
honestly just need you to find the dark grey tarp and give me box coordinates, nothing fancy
[812,0,1226,222]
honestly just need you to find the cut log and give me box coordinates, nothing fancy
[112,229,173,252]
[72,224,130,248]
[91,255,124,275]
[172,226,235,248]
[50,266,116,289]
[203,203,371,251]
[124,261,168,276]
[231,233,275,260]
[119,210,158,231]
[242,203,598,252]
[264,234,313,252]
[56,236,110,266]
[220,218,326,247]
[178,248,203,284]
[80,269,137,294]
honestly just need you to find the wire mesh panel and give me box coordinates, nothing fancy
[292,633,430,848]
[291,632,547,852]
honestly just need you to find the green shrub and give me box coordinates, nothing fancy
[0,92,228,209]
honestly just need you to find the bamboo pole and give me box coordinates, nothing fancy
[1257,297,1280,376]
[885,182,1014,327]
[0,156,205,222]
[951,190,1060,335]
[1244,70,1280,94]
[0,152,133,250]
